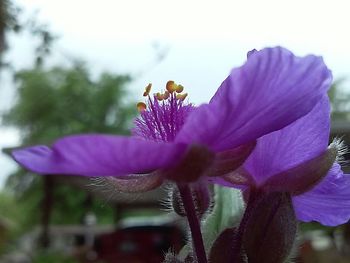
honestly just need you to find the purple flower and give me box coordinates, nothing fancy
[217,96,350,226]
[12,47,332,191]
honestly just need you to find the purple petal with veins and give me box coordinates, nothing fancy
[13,135,187,176]
[176,47,332,152]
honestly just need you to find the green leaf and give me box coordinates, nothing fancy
[202,185,244,251]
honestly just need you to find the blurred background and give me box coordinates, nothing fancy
[1,0,350,262]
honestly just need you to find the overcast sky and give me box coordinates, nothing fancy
[1,0,350,188]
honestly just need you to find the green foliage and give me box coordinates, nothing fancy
[179,186,245,259]
[32,250,79,263]
[51,184,114,225]
[3,62,135,144]
[0,191,21,224]
[0,192,17,241]
[328,79,350,121]
[0,0,55,67]
[202,186,244,251]
[0,0,20,58]
[2,61,136,233]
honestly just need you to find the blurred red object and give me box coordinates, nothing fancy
[94,225,184,262]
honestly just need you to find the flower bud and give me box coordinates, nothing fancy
[171,184,211,217]
[172,187,186,217]
[183,253,195,263]
[243,192,297,263]
[209,227,247,263]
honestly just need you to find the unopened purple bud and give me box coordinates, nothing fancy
[183,253,196,263]
[192,183,211,217]
[209,227,247,263]
[172,187,186,217]
[171,184,211,217]
[243,192,297,263]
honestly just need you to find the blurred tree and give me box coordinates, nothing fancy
[3,62,134,144]
[0,0,20,60]
[0,0,55,68]
[2,62,136,231]
[328,78,350,121]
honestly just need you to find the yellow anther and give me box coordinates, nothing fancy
[176,93,188,101]
[143,83,152,97]
[176,84,184,93]
[166,80,177,93]
[163,90,170,100]
[155,92,164,101]
[137,102,147,112]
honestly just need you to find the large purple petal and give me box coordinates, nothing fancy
[12,135,187,176]
[293,163,350,226]
[176,47,332,152]
[243,96,330,186]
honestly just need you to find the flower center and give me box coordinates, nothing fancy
[133,81,194,142]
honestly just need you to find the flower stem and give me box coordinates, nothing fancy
[177,184,208,263]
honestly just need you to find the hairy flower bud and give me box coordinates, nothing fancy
[209,227,247,263]
[171,184,211,217]
[172,187,186,217]
[243,192,297,263]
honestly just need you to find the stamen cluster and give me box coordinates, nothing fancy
[133,81,194,142]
